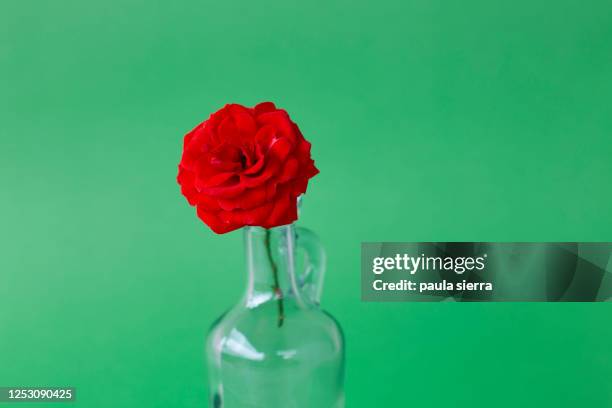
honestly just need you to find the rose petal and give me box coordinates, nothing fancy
[177,167,199,205]
[196,193,221,211]
[218,202,273,226]
[267,137,293,161]
[228,104,257,135]
[239,158,279,188]
[302,159,319,179]
[254,102,276,114]
[197,206,240,234]
[254,125,277,148]
[198,172,237,188]
[265,186,297,227]
[278,157,298,183]
[256,111,294,140]
[199,181,245,198]
[291,177,309,196]
[217,186,268,211]
[241,202,274,225]
[243,145,265,175]
[265,180,278,200]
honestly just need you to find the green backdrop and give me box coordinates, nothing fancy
[2,0,612,406]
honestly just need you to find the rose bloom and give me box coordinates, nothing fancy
[177,102,319,234]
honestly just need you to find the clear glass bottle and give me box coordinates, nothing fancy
[205,224,345,408]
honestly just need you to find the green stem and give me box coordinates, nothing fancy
[264,229,284,327]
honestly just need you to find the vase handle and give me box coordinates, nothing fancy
[295,227,326,306]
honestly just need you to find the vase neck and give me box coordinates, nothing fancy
[243,225,304,309]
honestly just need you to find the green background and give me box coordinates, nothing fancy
[2,0,612,406]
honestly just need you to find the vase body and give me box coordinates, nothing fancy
[205,225,345,408]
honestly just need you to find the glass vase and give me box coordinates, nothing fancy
[205,224,345,408]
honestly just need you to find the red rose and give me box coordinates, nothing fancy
[177,102,319,234]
